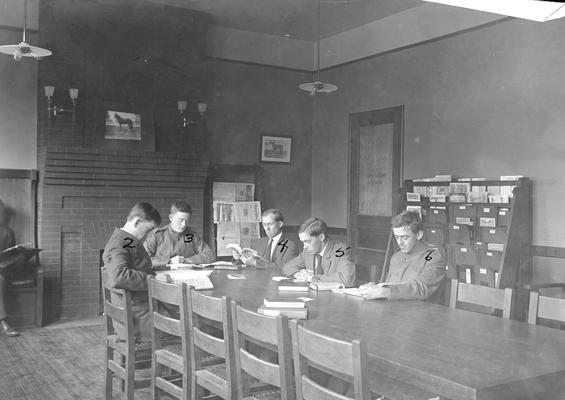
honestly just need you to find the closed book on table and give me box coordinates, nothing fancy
[264,297,306,309]
[278,281,310,292]
[257,304,308,319]
[309,281,345,291]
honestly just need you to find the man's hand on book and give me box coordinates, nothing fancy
[294,269,314,282]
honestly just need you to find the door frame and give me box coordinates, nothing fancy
[347,106,404,281]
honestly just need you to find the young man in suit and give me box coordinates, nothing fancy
[144,200,214,267]
[103,202,161,342]
[282,217,356,287]
[235,209,298,271]
[359,210,446,301]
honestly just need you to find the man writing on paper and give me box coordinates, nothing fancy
[144,200,215,268]
[282,217,356,287]
[103,202,161,342]
[359,210,446,301]
[233,209,298,271]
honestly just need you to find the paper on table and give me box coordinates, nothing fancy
[272,276,292,282]
[296,297,314,302]
[227,274,246,279]
[331,288,366,298]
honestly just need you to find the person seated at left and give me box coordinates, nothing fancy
[359,210,446,301]
[0,200,21,337]
[144,200,215,268]
[282,217,356,287]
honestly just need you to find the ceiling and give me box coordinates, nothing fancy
[150,0,424,41]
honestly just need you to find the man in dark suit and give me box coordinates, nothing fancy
[103,202,161,342]
[0,200,20,337]
[235,209,298,272]
[282,217,356,287]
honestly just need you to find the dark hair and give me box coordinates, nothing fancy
[127,202,161,225]
[262,208,284,222]
[170,200,192,215]
[391,210,423,234]
[298,217,327,237]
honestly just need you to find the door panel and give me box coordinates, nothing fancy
[348,107,403,283]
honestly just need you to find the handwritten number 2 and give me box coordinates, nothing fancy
[122,238,136,248]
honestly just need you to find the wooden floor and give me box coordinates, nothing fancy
[0,321,155,400]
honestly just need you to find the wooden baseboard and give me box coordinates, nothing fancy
[533,245,565,259]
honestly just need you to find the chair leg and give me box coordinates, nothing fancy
[120,354,126,392]
[105,348,113,400]
[153,358,162,400]
[126,354,135,400]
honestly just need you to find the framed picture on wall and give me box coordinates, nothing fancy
[90,101,155,152]
[260,135,293,164]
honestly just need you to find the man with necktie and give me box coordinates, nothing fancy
[282,217,356,287]
[235,209,298,271]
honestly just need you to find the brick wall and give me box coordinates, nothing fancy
[38,146,209,322]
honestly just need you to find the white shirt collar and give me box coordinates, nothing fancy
[318,240,329,257]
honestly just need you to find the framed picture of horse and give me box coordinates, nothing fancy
[92,101,155,152]
[105,110,141,140]
[260,135,293,164]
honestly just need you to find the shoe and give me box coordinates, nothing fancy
[0,320,19,337]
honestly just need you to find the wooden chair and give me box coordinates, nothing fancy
[101,267,152,400]
[188,289,237,400]
[290,319,370,400]
[449,279,513,319]
[148,276,190,400]
[231,301,294,400]
[528,291,565,325]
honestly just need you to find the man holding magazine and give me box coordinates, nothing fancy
[233,209,298,272]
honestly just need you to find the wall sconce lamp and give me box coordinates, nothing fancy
[177,100,207,127]
[44,86,79,124]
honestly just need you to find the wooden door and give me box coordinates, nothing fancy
[348,107,403,283]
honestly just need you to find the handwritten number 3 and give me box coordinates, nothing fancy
[184,234,194,243]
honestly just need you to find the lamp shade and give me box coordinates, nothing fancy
[69,88,79,100]
[44,86,55,97]
[177,100,188,112]
[197,103,207,113]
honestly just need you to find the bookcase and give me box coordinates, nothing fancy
[389,177,532,319]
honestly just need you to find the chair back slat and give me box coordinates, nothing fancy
[301,376,351,400]
[104,301,126,324]
[234,305,279,345]
[150,278,182,305]
[291,320,369,400]
[191,290,223,321]
[451,279,513,319]
[528,291,565,324]
[296,324,355,376]
[153,312,182,337]
[239,349,281,387]
[193,326,227,358]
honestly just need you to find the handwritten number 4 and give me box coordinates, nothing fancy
[278,239,289,253]
[425,250,435,261]
[335,247,351,257]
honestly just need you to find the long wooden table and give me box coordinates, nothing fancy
[202,269,565,400]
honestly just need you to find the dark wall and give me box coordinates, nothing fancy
[206,61,314,225]
[38,0,211,153]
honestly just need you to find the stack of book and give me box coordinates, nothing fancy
[277,280,310,292]
[257,297,308,319]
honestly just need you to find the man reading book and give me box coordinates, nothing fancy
[233,209,298,271]
[358,210,446,301]
[103,202,161,342]
[282,217,356,287]
[144,200,214,267]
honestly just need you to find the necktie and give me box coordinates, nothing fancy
[314,254,322,276]
[264,238,273,262]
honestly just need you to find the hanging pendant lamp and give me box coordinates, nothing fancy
[0,0,52,61]
[299,0,338,96]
